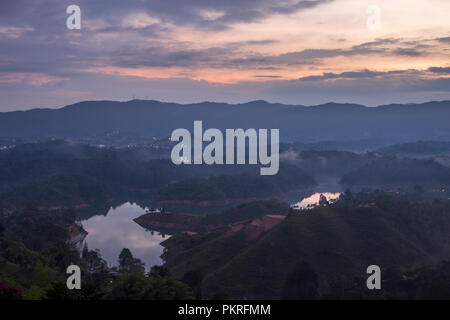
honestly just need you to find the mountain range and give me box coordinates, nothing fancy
[1,100,450,143]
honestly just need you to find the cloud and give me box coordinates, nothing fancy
[298,69,429,81]
[122,13,160,29]
[299,69,385,81]
[0,1,442,78]
[0,26,34,38]
[198,9,226,21]
[428,67,450,74]
[1,69,449,112]
[254,75,282,78]
[392,48,425,57]
[435,36,450,43]
[351,38,401,49]
[0,0,334,32]
[0,0,449,110]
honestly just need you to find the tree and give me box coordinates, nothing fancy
[318,194,329,206]
[181,270,203,299]
[342,188,353,201]
[119,248,133,271]
[82,242,89,259]
[149,265,170,277]
[211,292,229,300]
[282,263,319,299]
[47,242,80,271]
[44,281,102,300]
[118,248,145,273]
[106,272,194,300]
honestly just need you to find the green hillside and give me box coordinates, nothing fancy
[377,141,450,157]
[163,193,450,299]
[340,157,450,187]
[0,174,113,210]
[158,164,316,202]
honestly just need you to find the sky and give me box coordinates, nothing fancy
[0,0,449,111]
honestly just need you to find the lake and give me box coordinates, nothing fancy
[290,192,341,210]
[81,202,169,271]
[79,189,341,270]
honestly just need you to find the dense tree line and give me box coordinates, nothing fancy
[163,192,450,299]
[158,164,316,202]
[341,156,450,187]
[0,205,194,300]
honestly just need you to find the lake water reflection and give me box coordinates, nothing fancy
[81,202,169,270]
[290,192,341,210]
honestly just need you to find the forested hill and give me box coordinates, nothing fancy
[162,192,450,299]
[376,141,450,157]
[340,157,450,187]
[1,100,450,142]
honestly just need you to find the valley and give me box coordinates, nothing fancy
[1,101,450,300]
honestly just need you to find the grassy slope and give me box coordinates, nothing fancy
[166,204,449,299]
